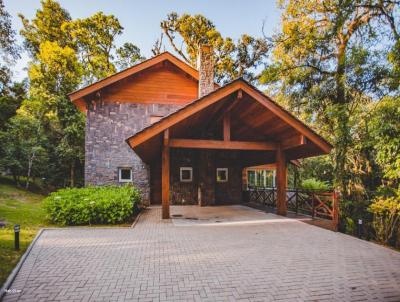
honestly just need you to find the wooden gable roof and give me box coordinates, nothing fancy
[126,78,333,164]
[68,52,202,111]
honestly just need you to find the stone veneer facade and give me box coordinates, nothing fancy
[85,100,181,204]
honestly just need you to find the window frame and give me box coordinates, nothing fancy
[180,167,193,182]
[216,168,229,183]
[118,167,133,183]
[247,169,276,188]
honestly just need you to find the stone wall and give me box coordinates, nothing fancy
[85,100,181,204]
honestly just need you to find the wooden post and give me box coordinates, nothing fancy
[223,112,230,141]
[162,129,170,219]
[276,145,287,216]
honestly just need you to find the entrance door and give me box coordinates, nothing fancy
[215,168,229,204]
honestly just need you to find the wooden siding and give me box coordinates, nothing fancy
[103,63,198,105]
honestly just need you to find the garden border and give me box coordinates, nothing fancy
[0,228,44,300]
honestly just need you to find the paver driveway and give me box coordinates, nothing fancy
[2,205,400,302]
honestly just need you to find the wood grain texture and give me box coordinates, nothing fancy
[169,138,277,151]
[276,146,287,216]
[162,129,170,219]
[69,52,199,102]
[103,63,198,105]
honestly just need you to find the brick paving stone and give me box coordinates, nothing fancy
[2,205,400,302]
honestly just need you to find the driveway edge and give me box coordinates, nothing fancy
[0,228,45,301]
[131,208,145,228]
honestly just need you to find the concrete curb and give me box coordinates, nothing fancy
[0,228,44,301]
[131,208,145,228]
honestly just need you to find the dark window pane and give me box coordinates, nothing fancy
[120,169,131,180]
[180,168,192,181]
[248,171,256,186]
[217,169,228,182]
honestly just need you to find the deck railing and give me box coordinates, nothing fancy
[243,187,339,230]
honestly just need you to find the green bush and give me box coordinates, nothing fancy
[300,178,330,191]
[43,185,141,225]
[369,193,400,245]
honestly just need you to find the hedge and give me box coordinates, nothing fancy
[43,185,141,225]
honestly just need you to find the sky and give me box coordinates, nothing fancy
[4,0,282,81]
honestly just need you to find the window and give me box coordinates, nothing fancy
[119,167,132,182]
[216,168,228,182]
[180,167,193,182]
[247,169,275,188]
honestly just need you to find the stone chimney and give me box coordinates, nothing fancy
[197,45,214,98]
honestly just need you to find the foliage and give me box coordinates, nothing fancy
[116,42,146,70]
[2,0,145,188]
[370,97,400,185]
[369,192,400,245]
[158,12,269,84]
[260,0,399,198]
[0,105,49,188]
[62,11,123,83]
[0,0,20,92]
[0,81,26,130]
[43,185,141,225]
[300,178,330,191]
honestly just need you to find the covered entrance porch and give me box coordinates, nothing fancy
[126,79,333,221]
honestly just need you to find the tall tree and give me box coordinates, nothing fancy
[159,12,269,84]
[0,0,20,92]
[19,0,72,56]
[17,0,143,187]
[260,0,399,197]
[63,12,123,84]
[116,42,145,70]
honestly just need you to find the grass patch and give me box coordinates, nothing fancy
[0,182,49,287]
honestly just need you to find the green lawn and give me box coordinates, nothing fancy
[0,182,50,287]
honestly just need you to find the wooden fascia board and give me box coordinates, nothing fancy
[127,82,241,148]
[169,138,277,151]
[281,135,307,150]
[238,82,332,154]
[68,52,199,102]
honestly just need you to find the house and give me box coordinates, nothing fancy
[68,46,332,219]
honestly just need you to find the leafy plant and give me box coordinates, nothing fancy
[369,192,400,245]
[300,178,330,191]
[43,185,141,225]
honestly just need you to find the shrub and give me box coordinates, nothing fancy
[369,194,400,245]
[43,185,141,225]
[300,178,330,191]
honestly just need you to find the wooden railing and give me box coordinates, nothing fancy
[244,187,339,230]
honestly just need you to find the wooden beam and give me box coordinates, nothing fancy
[169,138,277,151]
[223,112,230,141]
[161,129,170,219]
[226,91,242,110]
[238,82,332,153]
[276,145,287,216]
[281,135,307,150]
[128,82,241,148]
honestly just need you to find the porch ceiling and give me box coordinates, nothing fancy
[127,79,332,165]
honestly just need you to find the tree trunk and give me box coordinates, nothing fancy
[26,151,35,190]
[70,161,75,187]
[333,42,351,196]
[26,158,32,189]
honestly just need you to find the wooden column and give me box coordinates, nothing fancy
[223,112,230,141]
[162,129,170,219]
[276,145,287,216]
